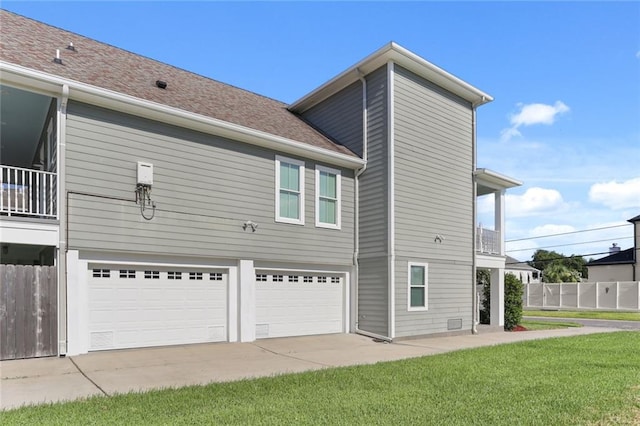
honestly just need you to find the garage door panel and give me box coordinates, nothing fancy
[256,273,345,339]
[88,265,227,351]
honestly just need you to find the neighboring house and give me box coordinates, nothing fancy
[505,256,541,284]
[0,10,520,359]
[587,215,640,282]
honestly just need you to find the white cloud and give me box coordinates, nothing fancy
[529,224,576,237]
[500,101,570,141]
[506,187,567,217]
[636,50,640,59]
[589,177,640,209]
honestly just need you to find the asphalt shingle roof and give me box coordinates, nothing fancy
[587,248,635,266]
[0,10,356,158]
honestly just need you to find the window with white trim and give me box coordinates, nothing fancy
[145,270,160,279]
[92,269,110,278]
[408,262,428,310]
[315,165,341,229]
[168,271,182,280]
[119,269,136,279]
[275,155,305,225]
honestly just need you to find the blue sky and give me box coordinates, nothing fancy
[4,2,639,262]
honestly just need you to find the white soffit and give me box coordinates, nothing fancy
[475,168,523,191]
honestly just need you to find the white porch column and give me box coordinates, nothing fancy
[494,189,506,256]
[238,259,255,342]
[490,268,505,326]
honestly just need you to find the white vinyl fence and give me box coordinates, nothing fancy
[523,282,640,311]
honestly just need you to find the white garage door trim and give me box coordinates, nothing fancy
[87,263,228,351]
[254,269,348,339]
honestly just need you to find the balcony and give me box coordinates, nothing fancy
[476,227,500,255]
[1,165,57,219]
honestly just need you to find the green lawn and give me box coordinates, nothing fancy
[525,310,640,321]
[4,332,640,425]
[520,319,582,330]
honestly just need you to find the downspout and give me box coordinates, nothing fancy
[354,68,376,339]
[471,97,485,335]
[59,84,69,354]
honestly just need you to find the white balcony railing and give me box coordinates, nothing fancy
[476,227,500,255]
[1,165,57,218]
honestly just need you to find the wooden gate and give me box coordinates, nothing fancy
[0,265,58,360]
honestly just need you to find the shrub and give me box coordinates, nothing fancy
[504,273,524,331]
[478,271,524,330]
[478,270,491,325]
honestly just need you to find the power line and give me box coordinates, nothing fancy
[506,236,633,253]
[505,223,631,243]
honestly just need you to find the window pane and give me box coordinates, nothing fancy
[410,287,425,307]
[410,265,424,286]
[280,191,299,219]
[280,163,299,191]
[320,198,336,224]
[320,171,336,198]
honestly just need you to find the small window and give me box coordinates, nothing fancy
[256,274,267,282]
[318,276,327,283]
[331,277,340,284]
[144,270,160,279]
[92,269,110,278]
[273,275,284,282]
[275,156,305,225]
[288,275,299,283]
[315,166,341,229]
[303,276,313,283]
[408,263,428,310]
[119,269,136,279]
[210,273,223,281]
[168,271,182,280]
[189,272,203,280]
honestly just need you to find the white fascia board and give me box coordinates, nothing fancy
[0,62,364,170]
[289,42,493,113]
[475,168,523,190]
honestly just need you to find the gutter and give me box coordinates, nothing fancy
[0,62,364,170]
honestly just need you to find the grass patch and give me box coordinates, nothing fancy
[520,319,582,330]
[4,332,640,425]
[525,310,640,321]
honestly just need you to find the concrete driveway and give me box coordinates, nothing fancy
[0,326,626,410]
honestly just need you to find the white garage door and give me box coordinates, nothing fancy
[255,272,344,339]
[88,265,227,351]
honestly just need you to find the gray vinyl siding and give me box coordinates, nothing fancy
[394,257,472,337]
[357,256,388,336]
[356,66,390,336]
[64,101,354,265]
[359,66,389,257]
[392,65,474,337]
[301,81,363,156]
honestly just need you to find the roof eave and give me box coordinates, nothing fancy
[475,168,523,190]
[289,42,493,114]
[1,62,365,170]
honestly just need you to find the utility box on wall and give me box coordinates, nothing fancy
[137,161,153,186]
